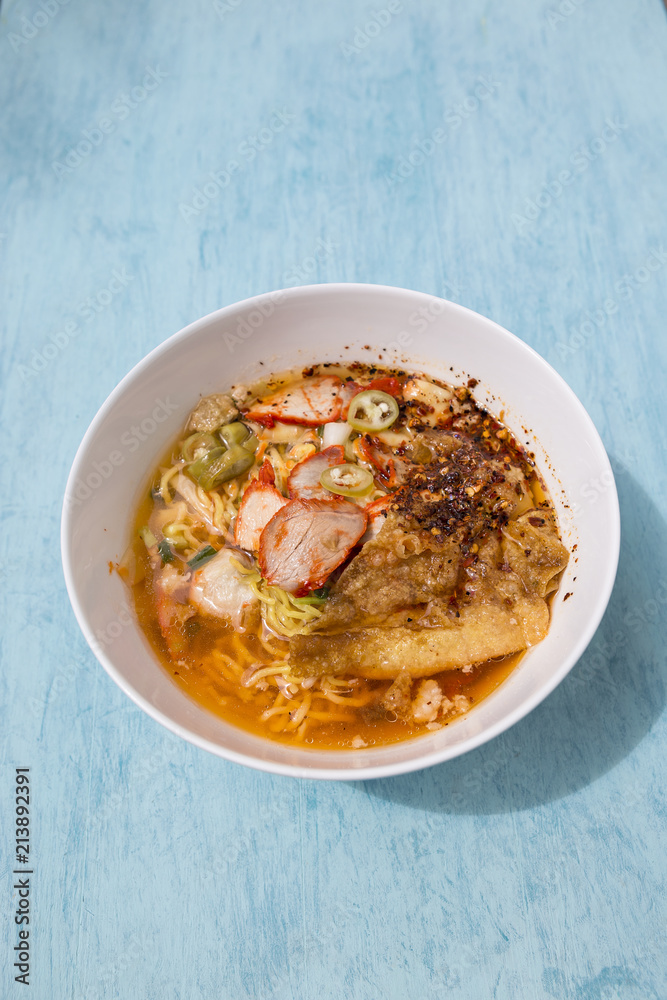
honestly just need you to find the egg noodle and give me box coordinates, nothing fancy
[199,636,378,742]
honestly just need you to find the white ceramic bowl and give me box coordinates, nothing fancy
[61,284,620,780]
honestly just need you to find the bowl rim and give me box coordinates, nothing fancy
[61,282,621,780]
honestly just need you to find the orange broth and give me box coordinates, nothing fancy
[132,534,522,749]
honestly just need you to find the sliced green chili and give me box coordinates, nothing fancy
[320,464,374,498]
[187,545,218,571]
[347,390,399,433]
[218,421,250,448]
[190,443,256,490]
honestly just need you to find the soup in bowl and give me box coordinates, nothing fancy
[61,284,619,779]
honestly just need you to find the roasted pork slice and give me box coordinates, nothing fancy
[360,493,394,542]
[244,376,344,427]
[289,595,549,679]
[287,445,346,500]
[234,479,288,552]
[257,458,276,484]
[189,548,258,629]
[258,498,367,595]
[338,380,363,418]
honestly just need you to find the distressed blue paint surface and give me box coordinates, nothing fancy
[1,0,666,996]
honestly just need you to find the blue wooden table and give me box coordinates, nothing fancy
[2,0,666,996]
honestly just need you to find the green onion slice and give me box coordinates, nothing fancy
[293,589,329,605]
[347,390,399,433]
[187,545,218,571]
[157,539,174,564]
[320,464,374,498]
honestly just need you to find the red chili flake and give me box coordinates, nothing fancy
[366,376,403,397]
